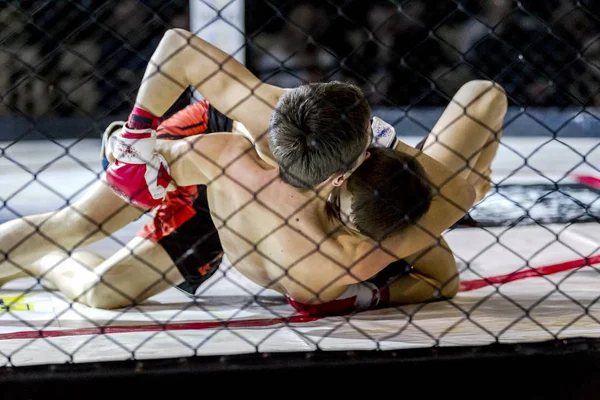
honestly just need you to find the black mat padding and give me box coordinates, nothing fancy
[453,183,600,228]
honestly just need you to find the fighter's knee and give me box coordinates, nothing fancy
[84,284,129,310]
[459,80,507,115]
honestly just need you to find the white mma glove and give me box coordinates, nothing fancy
[371,116,398,149]
[105,126,175,209]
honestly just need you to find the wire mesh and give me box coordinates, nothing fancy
[0,0,599,368]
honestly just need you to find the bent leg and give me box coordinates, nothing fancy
[0,179,144,280]
[420,80,507,187]
[32,236,184,309]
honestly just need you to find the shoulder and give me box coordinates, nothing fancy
[170,132,267,181]
[222,134,275,171]
[185,132,254,162]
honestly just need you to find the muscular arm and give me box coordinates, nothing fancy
[155,133,257,187]
[137,28,285,163]
[384,236,460,304]
[372,81,504,278]
[347,82,505,289]
[378,140,475,261]
[338,139,473,286]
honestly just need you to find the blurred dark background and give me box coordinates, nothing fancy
[0,0,189,121]
[246,0,600,109]
[1,0,599,140]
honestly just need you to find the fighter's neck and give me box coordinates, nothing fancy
[274,185,338,229]
[259,177,353,240]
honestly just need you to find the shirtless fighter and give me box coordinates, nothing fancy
[0,29,504,315]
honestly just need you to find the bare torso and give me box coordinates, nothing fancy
[204,148,359,303]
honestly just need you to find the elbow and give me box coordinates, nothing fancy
[157,139,190,184]
[438,276,459,299]
[163,28,194,44]
[161,28,196,61]
[453,180,476,215]
[458,80,508,124]
[431,258,460,300]
[156,138,185,166]
[482,80,508,119]
[440,176,476,215]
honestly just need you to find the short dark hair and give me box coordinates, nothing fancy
[268,81,371,189]
[347,147,433,241]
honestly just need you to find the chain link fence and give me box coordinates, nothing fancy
[1,0,600,379]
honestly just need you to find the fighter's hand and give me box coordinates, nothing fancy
[371,117,398,149]
[105,126,177,209]
[101,120,124,170]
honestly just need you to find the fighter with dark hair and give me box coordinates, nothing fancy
[0,29,503,316]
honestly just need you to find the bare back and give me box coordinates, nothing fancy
[203,145,360,303]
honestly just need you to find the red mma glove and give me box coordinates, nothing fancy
[105,126,175,209]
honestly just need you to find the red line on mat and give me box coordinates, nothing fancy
[0,315,321,340]
[0,255,598,341]
[574,175,600,190]
[458,254,600,292]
